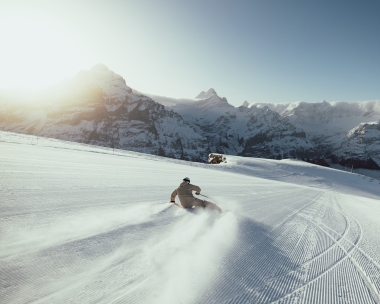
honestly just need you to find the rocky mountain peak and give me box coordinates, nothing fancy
[242,100,249,107]
[195,88,217,99]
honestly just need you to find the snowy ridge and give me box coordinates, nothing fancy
[1,132,380,303]
[250,100,380,120]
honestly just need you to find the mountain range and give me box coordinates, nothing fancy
[1,64,379,170]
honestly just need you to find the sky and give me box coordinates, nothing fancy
[0,0,379,106]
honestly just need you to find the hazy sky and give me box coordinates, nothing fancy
[0,0,379,106]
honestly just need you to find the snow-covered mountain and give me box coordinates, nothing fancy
[1,64,379,169]
[249,100,380,169]
[0,64,209,161]
[337,120,380,168]
[169,90,313,160]
[195,88,218,99]
[148,89,380,169]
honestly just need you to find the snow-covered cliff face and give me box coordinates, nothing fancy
[0,65,208,161]
[336,120,380,169]
[146,91,380,168]
[248,100,380,168]
[170,91,313,159]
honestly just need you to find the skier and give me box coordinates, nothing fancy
[170,177,222,212]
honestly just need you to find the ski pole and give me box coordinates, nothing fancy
[198,193,210,199]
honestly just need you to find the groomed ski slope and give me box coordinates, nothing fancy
[1,132,380,304]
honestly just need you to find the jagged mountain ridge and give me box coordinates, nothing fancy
[195,88,218,99]
[0,65,209,161]
[248,100,380,168]
[0,64,379,169]
[147,89,380,169]
[170,91,313,159]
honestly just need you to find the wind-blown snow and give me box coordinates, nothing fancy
[139,88,222,107]
[1,131,380,304]
[138,92,196,107]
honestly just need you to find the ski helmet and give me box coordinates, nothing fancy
[183,177,190,182]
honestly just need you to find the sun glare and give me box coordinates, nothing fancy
[0,8,90,89]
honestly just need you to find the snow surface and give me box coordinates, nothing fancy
[1,131,380,304]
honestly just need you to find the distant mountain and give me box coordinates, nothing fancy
[143,90,380,169]
[0,65,379,169]
[248,100,380,169]
[170,90,313,160]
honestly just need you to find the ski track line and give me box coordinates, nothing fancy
[307,213,380,303]
[263,202,329,279]
[327,193,380,270]
[230,202,340,303]
[249,191,323,255]
[317,193,380,298]
[214,238,282,303]
[262,202,350,285]
[289,217,312,254]
[247,199,305,223]
[271,196,380,304]
[236,194,300,218]
[224,198,343,303]
[270,191,324,231]
[269,221,356,302]
[201,192,325,304]
[281,200,333,254]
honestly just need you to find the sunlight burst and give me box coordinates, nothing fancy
[0,8,90,89]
